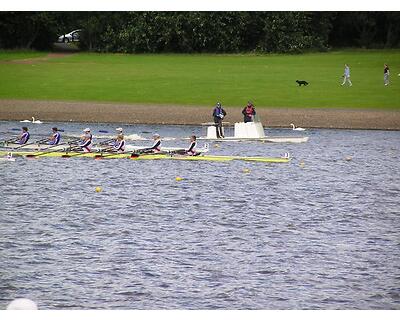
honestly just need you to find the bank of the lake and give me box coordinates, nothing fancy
[0,99,399,130]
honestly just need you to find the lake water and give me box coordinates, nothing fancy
[0,121,399,309]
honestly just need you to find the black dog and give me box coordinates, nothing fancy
[296,80,309,86]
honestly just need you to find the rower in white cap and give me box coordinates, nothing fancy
[115,127,124,141]
[113,134,126,152]
[138,133,161,154]
[79,128,93,152]
[110,127,125,152]
[150,133,161,152]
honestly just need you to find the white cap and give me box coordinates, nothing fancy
[116,127,123,132]
[153,133,160,137]
[7,298,38,310]
[83,128,90,132]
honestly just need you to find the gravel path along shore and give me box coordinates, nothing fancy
[0,99,399,130]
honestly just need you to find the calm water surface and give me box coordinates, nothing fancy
[0,121,399,309]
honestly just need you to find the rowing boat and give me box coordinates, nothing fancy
[0,143,210,153]
[0,151,290,163]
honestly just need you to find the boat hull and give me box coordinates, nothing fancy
[0,143,209,153]
[0,151,289,163]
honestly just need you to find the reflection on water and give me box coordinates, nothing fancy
[0,121,399,309]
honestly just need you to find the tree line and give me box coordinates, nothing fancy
[0,12,399,53]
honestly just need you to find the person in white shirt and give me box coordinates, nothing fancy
[341,64,352,86]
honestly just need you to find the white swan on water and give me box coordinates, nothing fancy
[290,123,305,131]
[32,117,43,124]
[20,117,43,124]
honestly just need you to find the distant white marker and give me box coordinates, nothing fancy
[6,298,38,310]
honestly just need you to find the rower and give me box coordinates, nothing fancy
[114,127,124,144]
[48,127,61,145]
[79,128,93,152]
[138,133,161,154]
[150,133,161,152]
[113,135,126,153]
[17,127,30,144]
[186,135,199,156]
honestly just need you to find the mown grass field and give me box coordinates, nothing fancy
[0,49,399,109]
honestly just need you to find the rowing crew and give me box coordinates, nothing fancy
[9,127,120,153]
[13,126,60,145]
[7,127,200,155]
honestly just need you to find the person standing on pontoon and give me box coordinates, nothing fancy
[212,102,226,138]
[48,127,61,145]
[79,128,93,152]
[17,127,30,144]
[242,101,256,123]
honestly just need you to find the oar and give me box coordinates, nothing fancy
[94,150,131,160]
[129,148,171,158]
[168,149,186,155]
[97,139,115,146]
[66,138,82,146]
[25,143,70,158]
[12,138,49,150]
[96,146,114,154]
[129,148,156,156]
[60,145,95,158]
[0,137,18,145]
[60,137,99,158]
[23,138,81,158]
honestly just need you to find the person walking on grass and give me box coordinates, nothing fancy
[384,64,390,86]
[212,102,226,139]
[341,64,352,86]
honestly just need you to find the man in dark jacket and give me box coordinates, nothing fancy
[212,102,227,138]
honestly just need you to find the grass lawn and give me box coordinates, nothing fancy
[0,50,47,61]
[0,49,399,109]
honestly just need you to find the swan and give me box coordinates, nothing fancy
[290,123,305,131]
[31,117,43,124]
[20,117,43,123]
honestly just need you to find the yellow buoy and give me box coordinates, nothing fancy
[242,168,251,174]
[175,176,183,181]
[95,186,102,192]
[214,144,220,148]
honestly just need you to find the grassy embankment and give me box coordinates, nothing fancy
[0,49,399,109]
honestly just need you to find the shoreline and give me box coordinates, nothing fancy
[0,99,399,130]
